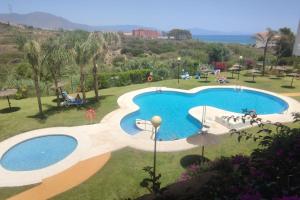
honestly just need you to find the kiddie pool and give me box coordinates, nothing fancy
[0,135,78,171]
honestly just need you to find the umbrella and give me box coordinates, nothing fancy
[228,66,241,79]
[287,73,299,87]
[0,89,17,110]
[200,68,211,81]
[248,69,261,82]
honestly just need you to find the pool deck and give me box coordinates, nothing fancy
[1,85,300,188]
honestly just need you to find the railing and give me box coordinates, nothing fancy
[136,119,154,132]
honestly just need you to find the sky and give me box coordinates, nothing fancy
[0,0,299,34]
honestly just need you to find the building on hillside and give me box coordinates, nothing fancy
[255,31,280,48]
[132,29,160,39]
[122,32,133,36]
[293,21,300,56]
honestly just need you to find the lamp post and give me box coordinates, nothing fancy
[151,115,162,193]
[238,56,243,80]
[177,57,181,84]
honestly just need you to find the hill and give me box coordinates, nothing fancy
[0,12,148,32]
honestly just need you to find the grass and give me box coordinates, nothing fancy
[0,73,300,200]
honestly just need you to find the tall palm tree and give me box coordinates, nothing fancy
[86,32,105,102]
[255,28,276,76]
[24,40,43,115]
[87,32,121,101]
[43,38,70,107]
[74,40,91,102]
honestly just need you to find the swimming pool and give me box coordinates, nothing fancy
[0,135,78,171]
[121,88,288,141]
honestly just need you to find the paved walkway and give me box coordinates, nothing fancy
[8,153,111,200]
[280,92,300,97]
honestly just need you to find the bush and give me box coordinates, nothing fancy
[176,113,300,200]
[98,69,151,88]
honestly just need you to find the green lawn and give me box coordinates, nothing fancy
[0,73,300,200]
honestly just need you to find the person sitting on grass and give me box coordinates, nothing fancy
[75,94,82,103]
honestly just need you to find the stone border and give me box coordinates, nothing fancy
[0,85,299,187]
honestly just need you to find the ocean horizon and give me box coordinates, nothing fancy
[193,35,255,45]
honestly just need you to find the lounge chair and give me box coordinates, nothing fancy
[60,91,84,107]
[180,72,191,80]
[217,77,229,84]
[194,72,201,79]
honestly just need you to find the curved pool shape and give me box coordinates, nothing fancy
[0,135,78,171]
[121,88,288,141]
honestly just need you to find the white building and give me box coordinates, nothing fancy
[293,21,300,56]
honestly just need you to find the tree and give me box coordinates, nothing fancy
[207,44,230,63]
[168,29,192,40]
[43,38,71,106]
[255,28,277,76]
[24,40,43,115]
[74,40,91,102]
[275,28,295,63]
[87,32,121,101]
[86,32,105,102]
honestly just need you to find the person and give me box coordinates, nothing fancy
[75,94,82,103]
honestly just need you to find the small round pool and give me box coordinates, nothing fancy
[0,135,78,171]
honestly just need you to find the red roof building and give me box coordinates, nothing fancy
[132,29,160,39]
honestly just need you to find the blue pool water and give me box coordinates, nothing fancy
[0,135,77,171]
[121,88,288,141]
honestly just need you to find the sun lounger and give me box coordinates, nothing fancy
[60,91,84,107]
[215,115,252,130]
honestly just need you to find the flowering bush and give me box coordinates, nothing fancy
[177,113,300,200]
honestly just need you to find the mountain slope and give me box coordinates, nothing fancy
[0,12,147,32]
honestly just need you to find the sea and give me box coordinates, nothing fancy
[193,35,255,45]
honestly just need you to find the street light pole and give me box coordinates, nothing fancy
[238,56,243,80]
[151,116,162,193]
[177,57,181,84]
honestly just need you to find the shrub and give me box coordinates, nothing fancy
[98,69,151,88]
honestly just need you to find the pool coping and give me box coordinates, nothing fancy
[0,85,300,187]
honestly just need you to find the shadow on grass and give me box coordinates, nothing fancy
[51,98,64,103]
[244,80,256,83]
[180,154,210,168]
[27,95,113,121]
[281,85,295,89]
[198,80,211,83]
[0,107,21,114]
[269,77,282,80]
[227,77,235,80]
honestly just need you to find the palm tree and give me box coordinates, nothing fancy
[255,28,276,76]
[24,40,43,115]
[74,40,91,102]
[86,32,105,102]
[43,38,70,107]
[87,32,121,101]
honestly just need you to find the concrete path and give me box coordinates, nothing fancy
[281,92,300,97]
[8,153,111,200]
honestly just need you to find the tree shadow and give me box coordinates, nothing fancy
[52,98,64,103]
[0,107,21,114]
[27,95,113,121]
[198,80,211,83]
[269,77,282,80]
[180,154,210,168]
[281,85,295,89]
[244,80,256,83]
